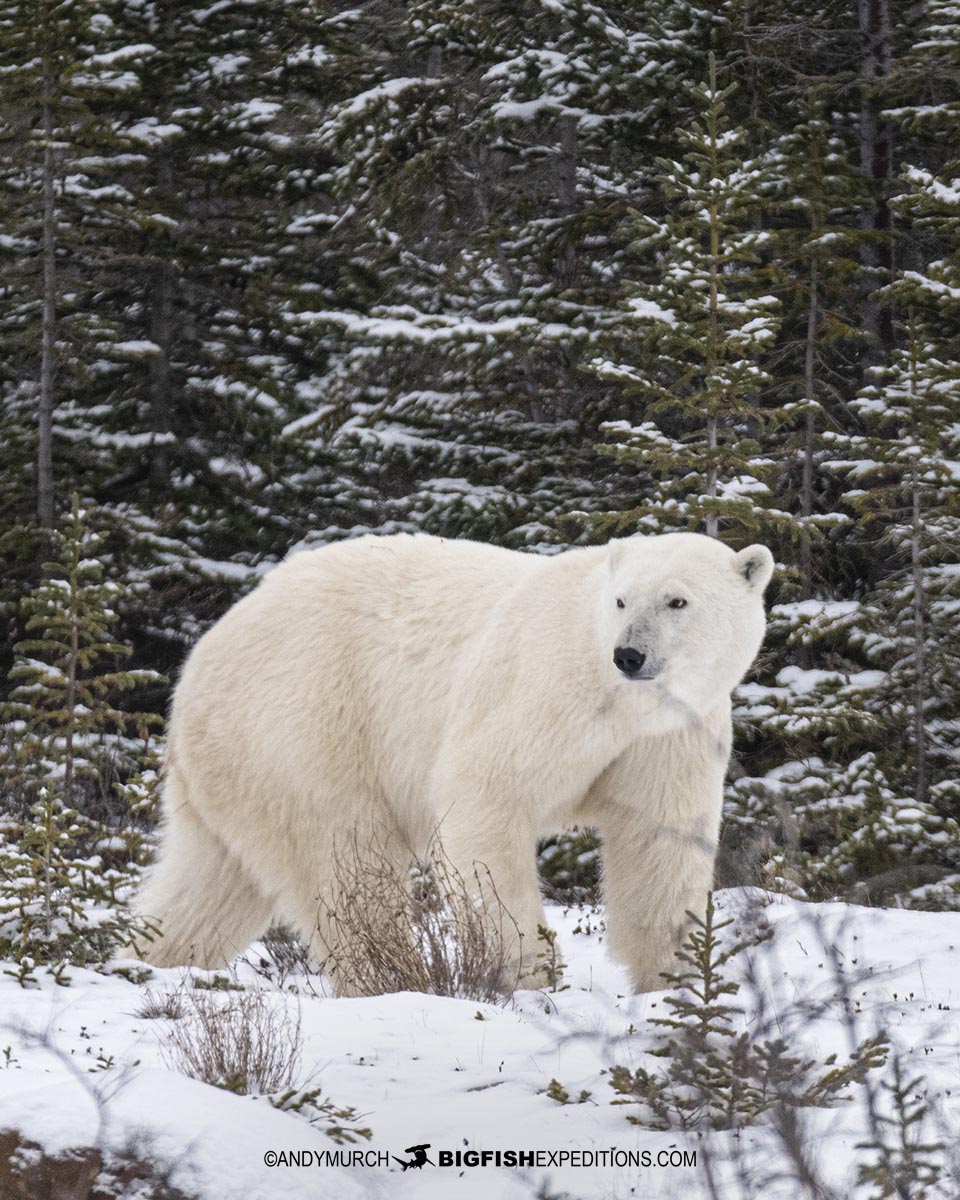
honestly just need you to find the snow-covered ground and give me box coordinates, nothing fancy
[1,890,958,1199]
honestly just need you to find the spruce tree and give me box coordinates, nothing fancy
[731,149,960,908]
[765,87,866,597]
[0,0,159,650]
[0,496,162,981]
[284,0,693,550]
[588,53,785,543]
[0,786,101,984]
[3,494,162,810]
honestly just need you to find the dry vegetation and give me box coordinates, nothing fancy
[315,835,521,1001]
[161,985,302,1096]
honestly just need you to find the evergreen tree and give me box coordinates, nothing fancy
[765,87,866,597]
[608,895,887,1129]
[3,494,162,811]
[84,0,341,653]
[0,0,958,919]
[284,0,694,550]
[588,53,785,543]
[0,0,159,649]
[0,786,114,985]
[728,153,960,908]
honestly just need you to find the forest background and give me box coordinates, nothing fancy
[1,0,959,956]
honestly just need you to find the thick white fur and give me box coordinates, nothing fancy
[135,531,773,993]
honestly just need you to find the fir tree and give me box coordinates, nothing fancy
[0,497,162,981]
[588,53,785,543]
[0,0,163,512]
[608,894,888,1130]
[284,0,683,551]
[0,786,99,984]
[3,494,162,810]
[765,86,866,597]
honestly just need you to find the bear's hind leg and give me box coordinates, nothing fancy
[134,793,274,969]
[271,816,420,998]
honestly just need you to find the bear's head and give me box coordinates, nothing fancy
[601,533,774,723]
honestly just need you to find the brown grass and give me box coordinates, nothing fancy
[161,985,302,1096]
[315,835,520,1001]
[135,983,186,1021]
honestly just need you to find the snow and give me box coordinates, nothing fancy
[318,78,427,142]
[771,600,860,621]
[490,97,573,122]
[101,339,163,359]
[289,308,561,345]
[85,44,156,68]
[125,118,184,146]
[237,99,282,126]
[208,54,250,78]
[624,297,677,326]
[1,894,959,1199]
[286,46,331,69]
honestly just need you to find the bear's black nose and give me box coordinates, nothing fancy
[614,646,646,679]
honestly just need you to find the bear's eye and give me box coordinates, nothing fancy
[668,597,688,610]
[616,598,625,609]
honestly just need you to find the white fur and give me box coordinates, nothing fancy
[135,532,773,992]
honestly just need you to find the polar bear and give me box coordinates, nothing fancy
[135,532,773,992]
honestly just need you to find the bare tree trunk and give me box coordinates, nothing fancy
[800,254,819,596]
[706,417,718,539]
[148,148,176,487]
[857,0,895,356]
[63,606,78,811]
[705,54,720,541]
[910,458,928,805]
[38,54,57,526]
[556,112,578,289]
[63,496,80,811]
[424,42,444,275]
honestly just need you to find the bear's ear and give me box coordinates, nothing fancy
[733,544,774,592]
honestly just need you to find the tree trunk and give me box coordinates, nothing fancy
[910,458,928,806]
[38,54,57,526]
[857,0,895,356]
[148,148,176,488]
[705,418,718,539]
[557,112,578,289]
[800,253,819,597]
[63,533,79,812]
[705,54,720,541]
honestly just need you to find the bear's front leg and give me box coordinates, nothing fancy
[591,717,729,993]
[433,815,551,992]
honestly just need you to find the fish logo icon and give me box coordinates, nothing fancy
[393,1143,433,1171]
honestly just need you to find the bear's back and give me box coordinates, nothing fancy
[168,533,548,813]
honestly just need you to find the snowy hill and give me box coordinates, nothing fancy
[1,890,958,1200]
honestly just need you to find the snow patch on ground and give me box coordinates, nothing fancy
[0,892,958,1199]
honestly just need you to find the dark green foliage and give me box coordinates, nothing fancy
[545,1078,591,1105]
[588,53,787,542]
[3,495,163,810]
[0,0,958,912]
[0,784,157,984]
[268,1087,373,1144]
[0,497,162,981]
[537,829,600,902]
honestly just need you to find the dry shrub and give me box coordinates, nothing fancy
[162,985,301,1095]
[253,924,317,990]
[316,836,520,1001]
[135,983,185,1021]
